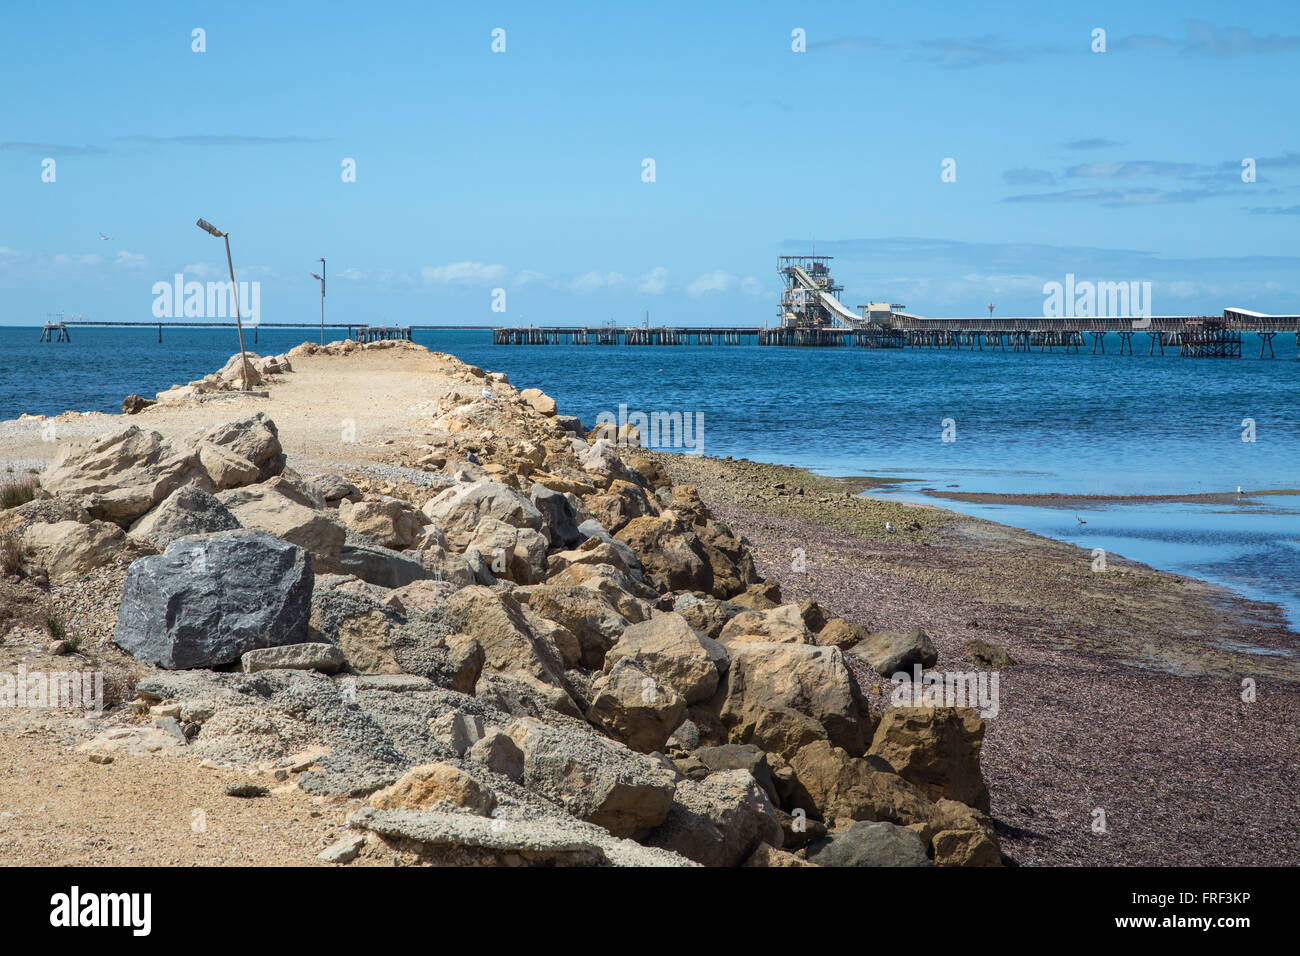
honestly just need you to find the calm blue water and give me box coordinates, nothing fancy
[3,325,1299,630]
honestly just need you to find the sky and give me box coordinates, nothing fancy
[1,0,1298,327]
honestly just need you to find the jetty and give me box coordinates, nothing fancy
[491,258,1300,359]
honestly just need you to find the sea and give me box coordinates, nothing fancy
[3,324,1299,630]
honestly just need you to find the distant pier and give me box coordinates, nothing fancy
[492,309,1300,359]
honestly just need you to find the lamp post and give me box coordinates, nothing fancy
[195,217,250,391]
[310,258,325,345]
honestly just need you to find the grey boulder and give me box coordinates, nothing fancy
[807,820,933,867]
[114,529,313,669]
[128,484,241,549]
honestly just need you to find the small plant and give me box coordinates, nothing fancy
[47,614,76,649]
[0,476,38,510]
[0,533,22,574]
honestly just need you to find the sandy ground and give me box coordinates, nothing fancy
[3,344,1297,866]
[0,345,465,477]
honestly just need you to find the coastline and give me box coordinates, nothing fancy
[2,343,1298,866]
[642,449,1300,864]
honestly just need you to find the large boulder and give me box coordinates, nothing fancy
[807,821,933,868]
[583,479,658,535]
[603,611,724,705]
[868,706,990,812]
[852,627,938,676]
[529,483,581,547]
[191,413,286,487]
[338,543,430,588]
[505,716,677,838]
[789,740,942,828]
[586,657,686,753]
[718,603,812,649]
[128,485,241,549]
[717,642,875,758]
[463,518,548,584]
[21,519,138,584]
[218,477,345,572]
[338,495,428,550]
[114,530,313,669]
[643,769,784,867]
[444,586,572,702]
[367,763,497,816]
[421,481,542,546]
[514,583,631,669]
[615,514,713,593]
[38,425,208,525]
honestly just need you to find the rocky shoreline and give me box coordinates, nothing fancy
[643,451,1300,865]
[0,341,1008,867]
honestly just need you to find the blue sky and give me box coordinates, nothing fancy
[2,0,1298,326]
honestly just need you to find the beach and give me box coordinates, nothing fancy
[2,343,1297,866]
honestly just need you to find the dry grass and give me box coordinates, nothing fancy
[0,476,38,510]
[0,532,22,575]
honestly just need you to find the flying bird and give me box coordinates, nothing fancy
[1076,515,1087,525]
[98,232,112,240]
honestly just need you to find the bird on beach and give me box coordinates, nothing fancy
[885,522,894,534]
[480,387,493,400]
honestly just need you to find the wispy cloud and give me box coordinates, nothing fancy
[1003,167,1058,186]
[421,262,507,284]
[1004,187,1215,207]
[1065,160,1202,180]
[808,35,892,52]
[1113,20,1300,57]
[0,142,105,155]
[569,271,625,292]
[918,35,1051,68]
[1062,138,1126,151]
[115,135,321,147]
[1248,205,1300,216]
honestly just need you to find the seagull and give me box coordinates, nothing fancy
[1237,485,1243,495]
[885,522,894,534]
[1076,515,1087,525]
[98,232,112,240]
[480,387,493,400]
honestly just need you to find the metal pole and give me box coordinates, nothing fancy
[320,257,326,345]
[224,233,250,391]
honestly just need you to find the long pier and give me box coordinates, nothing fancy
[37,320,484,345]
[492,309,1300,358]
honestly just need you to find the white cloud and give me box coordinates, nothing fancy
[421,261,507,284]
[686,270,736,297]
[569,271,625,292]
[638,267,668,294]
[511,269,550,286]
[113,249,147,268]
[182,262,223,280]
[337,267,365,281]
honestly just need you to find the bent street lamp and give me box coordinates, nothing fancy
[195,217,250,391]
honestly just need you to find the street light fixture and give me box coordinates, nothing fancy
[195,217,251,391]
[309,258,325,345]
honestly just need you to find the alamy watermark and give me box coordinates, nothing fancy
[592,403,704,454]
[1,665,104,717]
[1043,273,1152,328]
[152,272,260,323]
[890,664,999,718]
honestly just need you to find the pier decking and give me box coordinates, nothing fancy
[492,310,1300,358]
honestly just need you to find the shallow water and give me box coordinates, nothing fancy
[3,325,1298,627]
